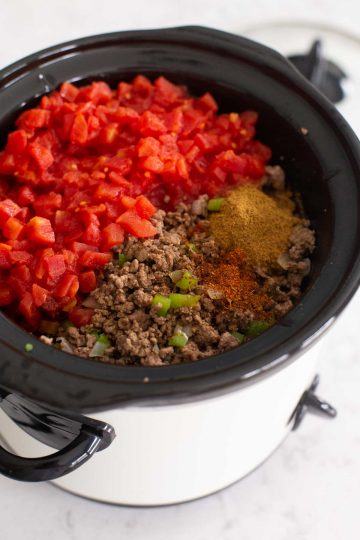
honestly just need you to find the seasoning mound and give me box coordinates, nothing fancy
[210,184,299,267]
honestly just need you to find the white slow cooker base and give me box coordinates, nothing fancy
[0,342,321,506]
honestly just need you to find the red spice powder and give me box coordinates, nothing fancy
[199,248,273,319]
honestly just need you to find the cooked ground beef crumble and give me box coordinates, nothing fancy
[47,167,315,365]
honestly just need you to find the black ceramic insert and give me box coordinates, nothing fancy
[0,27,359,415]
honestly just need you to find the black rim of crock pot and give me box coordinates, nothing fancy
[0,26,359,412]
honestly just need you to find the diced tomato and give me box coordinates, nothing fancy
[54,273,79,298]
[69,241,98,254]
[99,124,118,145]
[245,140,272,162]
[34,248,54,280]
[153,76,184,106]
[0,152,15,174]
[44,254,66,283]
[26,217,55,246]
[17,186,35,206]
[0,250,11,269]
[82,221,101,246]
[139,155,164,173]
[7,274,27,297]
[137,137,161,157]
[0,286,13,306]
[9,250,33,266]
[108,171,132,189]
[80,250,112,269]
[134,195,156,219]
[7,239,30,251]
[16,109,51,129]
[5,267,32,307]
[106,156,132,175]
[240,110,258,126]
[33,192,62,218]
[54,212,83,242]
[93,182,122,202]
[0,242,11,251]
[61,248,78,270]
[2,217,24,240]
[6,130,28,154]
[68,307,94,327]
[101,223,125,250]
[196,92,218,112]
[70,114,88,145]
[102,202,119,221]
[18,291,40,327]
[87,115,100,138]
[0,179,8,198]
[64,190,91,211]
[140,111,167,136]
[120,196,136,210]
[79,270,97,293]
[116,210,157,238]
[29,144,54,170]
[0,199,20,226]
[12,264,31,283]
[32,283,48,307]
[83,81,112,104]
[15,207,31,223]
[59,82,79,102]
[62,298,77,313]
[133,74,153,93]
[165,109,183,133]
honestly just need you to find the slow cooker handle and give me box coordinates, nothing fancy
[0,386,115,482]
[291,374,337,430]
[0,427,102,482]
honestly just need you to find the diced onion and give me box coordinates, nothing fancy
[169,328,189,348]
[82,296,100,308]
[56,337,73,354]
[277,252,291,269]
[207,288,223,300]
[169,270,184,283]
[89,333,111,357]
[89,341,107,357]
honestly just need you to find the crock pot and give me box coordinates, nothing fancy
[0,26,359,506]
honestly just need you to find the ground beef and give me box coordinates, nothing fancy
[55,180,315,365]
[262,165,286,191]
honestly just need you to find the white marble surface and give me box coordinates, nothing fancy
[0,1,360,538]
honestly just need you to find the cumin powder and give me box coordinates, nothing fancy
[210,185,298,267]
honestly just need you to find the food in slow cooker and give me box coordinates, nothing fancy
[0,76,314,364]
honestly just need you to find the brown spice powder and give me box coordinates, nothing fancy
[210,184,298,267]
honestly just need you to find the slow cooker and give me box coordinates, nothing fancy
[0,26,359,506]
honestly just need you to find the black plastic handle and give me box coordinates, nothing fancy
[0,386,115,482]
[291,374,337,430]
[0,427,102,482]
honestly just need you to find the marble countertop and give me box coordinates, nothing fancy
[1,1,360,539]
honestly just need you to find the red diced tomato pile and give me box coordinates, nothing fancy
[0,75,270,330]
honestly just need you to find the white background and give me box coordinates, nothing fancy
[0,1,360,539]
